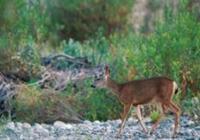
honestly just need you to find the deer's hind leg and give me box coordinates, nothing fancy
[149,103,168,134]
[169,101,181,137]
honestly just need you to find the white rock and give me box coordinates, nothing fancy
[34,123,43,130]
[54,121,73,129]
[195,126,200,130]
[188,120,195,126]
[57,136,69,140]
[144,117,151,123]
[65,124,73,129]
[115,119,121,124]
[194,114,198,120]
[0,135,10,140]
[16,122,23,128]
[128,117,139,125]
[84,120,91,124]
[43,136,55,140]
[6,122,15,130]
[32,133,39,139]
[128,117,134,122]
[106,125,112,133]
[22,123,31,129]
[94,120,101,124]
[33,123,49,136]
[41,123,49,128]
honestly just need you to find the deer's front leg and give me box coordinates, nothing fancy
[136,105,148,133]
[118,104,132,135]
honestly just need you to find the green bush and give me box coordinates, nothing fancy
[62,79,122,121]
[81,89,122,121]
[0,0,47,80]
[12,85,82,124]
[150,111,160,123]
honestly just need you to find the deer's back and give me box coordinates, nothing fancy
[119,77,174,105]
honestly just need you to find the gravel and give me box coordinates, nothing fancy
[0,116,199,140]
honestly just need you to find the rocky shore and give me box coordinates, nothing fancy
[0,116,199,140]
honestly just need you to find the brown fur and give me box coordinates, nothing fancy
[108,77,174,106]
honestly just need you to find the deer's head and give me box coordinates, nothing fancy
[91,65,110,88]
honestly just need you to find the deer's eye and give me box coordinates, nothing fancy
[96,78,101,81]
[94,75,100,79]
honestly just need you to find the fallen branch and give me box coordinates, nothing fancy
[41,54,92,69]
[28,65,104,91]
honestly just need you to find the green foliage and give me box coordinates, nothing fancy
[105,3,199,88]
[0,0,46,80]
[150,111,160,123]
[181,95,200,121]
[46,0,134,40]
[82,89,121,121]
[0,116,10,133]
[0,116,10,127]
[0,43,41,81]
[12,85,41,123]
[62,79,122,121]
[0,0,49,44]
[12,85,81,124]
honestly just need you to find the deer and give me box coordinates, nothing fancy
[92,65,181,137]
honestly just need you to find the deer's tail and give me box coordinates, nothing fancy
[173,81,179,95]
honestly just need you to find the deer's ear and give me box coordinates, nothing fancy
[105,65,110,76]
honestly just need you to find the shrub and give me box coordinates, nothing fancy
[150,111,160,123]
[62,79,122,121]
[12,85,82,123]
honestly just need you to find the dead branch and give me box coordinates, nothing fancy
[42,54,92,69]
[28,65,104,91]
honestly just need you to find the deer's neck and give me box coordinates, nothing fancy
[106,78,121,96]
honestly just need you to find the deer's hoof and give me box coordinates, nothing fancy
[144,129,148,134]
[116,133,122,138]
[172,132,178,138]
[148,128,154,135]
[147,130,153,136]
